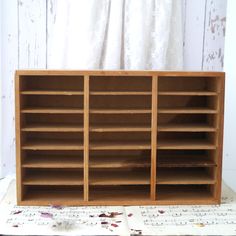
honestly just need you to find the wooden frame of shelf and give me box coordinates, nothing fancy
[15,70,225,206]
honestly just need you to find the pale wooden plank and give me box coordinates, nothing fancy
[18,0,46,68]
[1,0,18,180]
[183,0,206,70]
[202,0,227,70]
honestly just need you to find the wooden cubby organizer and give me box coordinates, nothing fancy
[15,70,225,206]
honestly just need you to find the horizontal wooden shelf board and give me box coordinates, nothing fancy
[90,172,150,185]
[22,141,84,150]
[157,140,216,150]
[90,156,150,168]
[22,157,84,168]
[21,108,84,114]
[90,142,151,150]
[90,109,152,114]
[158,157,216,167]
[22,124,84,132]
[23,172,84,185]
[156,169,215,184]
[16,69,224,77]
[21,90,84,95]
[158,108,218,114]
[158,91,218,96]
[157,124,216,132]
[90,91,152,95]
[90,125,151,132]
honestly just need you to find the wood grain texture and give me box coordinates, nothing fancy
[18,0,46,68]
[203,0,227,70]
[1,0,18,178]
[15,70,224,206]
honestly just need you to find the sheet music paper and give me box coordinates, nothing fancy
[125,183,236,235]
[0,205,130,235]
[1,179,236,235]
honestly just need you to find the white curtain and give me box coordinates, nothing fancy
[48,0,183,70]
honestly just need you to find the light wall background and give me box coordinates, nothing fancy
[1,0,232,188]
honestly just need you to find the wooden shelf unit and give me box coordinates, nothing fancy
[15,70,225,206]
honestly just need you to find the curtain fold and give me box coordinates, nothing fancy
[48,0,183,70]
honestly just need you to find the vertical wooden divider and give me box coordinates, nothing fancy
[15,73,22,203]
[151,76,158,200]
[84,75,90,201]
[215,75,225,201]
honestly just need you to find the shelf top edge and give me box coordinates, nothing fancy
[15,70,225,77]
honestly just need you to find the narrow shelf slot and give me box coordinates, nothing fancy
[158,76,219,93]
[22,124,83,132]
[23,169,84,185]
[90,132,151,150]
[21,95,83,111]
[89,186,150,202]
[156,168,216,184]
[157,150,217,167]
[22,141,84,150]
[90,95,151,110]
[22,132,83,150]
[90,142,151,150]
[157,132,217,150]
[21,75,84,91]
[90,76,152,92]
[24,186,84,203]
[90,156,150,168]
[158,124,216,132]
[157,140,216,150]
[158,157,216,167]
[90,125,151,132]
[156,185,214,202]
[90,170,150,185]
[23,156,83,168]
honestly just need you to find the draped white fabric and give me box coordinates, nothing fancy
[48,0,183,70]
